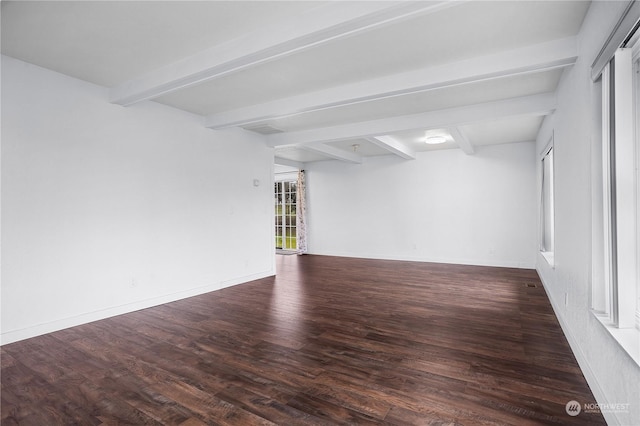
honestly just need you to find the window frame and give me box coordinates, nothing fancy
[540,137,555,267]
[591,35,640,366]
[610,47,637,330]
[274,172,299,251]
[633,38,640,332]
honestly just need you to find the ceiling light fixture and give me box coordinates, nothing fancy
[425,135,447,145]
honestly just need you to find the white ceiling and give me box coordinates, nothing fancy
[0,1,324,86]
[1,1,591,166]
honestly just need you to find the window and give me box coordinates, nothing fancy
[635,39,640,332]
[540,141,555,265]
[591,15,640,364]
[596,47,638,329]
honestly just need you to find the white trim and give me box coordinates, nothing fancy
[539,136,555,259]
[539,134,554,158]
[540,251,555,268]
[635,43,640,331]
[591,0,640,81]
[613,48,637,329]
[0,269,275,345]
[306,251,534,270]
[274,171,298,182]
[601,63,615,321]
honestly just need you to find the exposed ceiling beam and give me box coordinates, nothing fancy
[267,93,556,148]
[302,144,363,164]
[110,1,461,106]
[448,127,475,155]
[366,136,416,160]
[274,157,304,169]
[205,37,576,130]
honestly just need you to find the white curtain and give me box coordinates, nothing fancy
[296,170,308,254]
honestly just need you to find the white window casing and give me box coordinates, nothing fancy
[613,48,637,329]
[590,2,640,366]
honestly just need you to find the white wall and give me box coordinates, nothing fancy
[1,56,275,344]
[306,142,537,268]
[535,2,640,425]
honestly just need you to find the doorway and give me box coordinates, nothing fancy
[274,180,297,251]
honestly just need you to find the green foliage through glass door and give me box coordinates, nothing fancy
[275,180,297,250]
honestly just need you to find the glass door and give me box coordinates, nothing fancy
[275,180,297,250]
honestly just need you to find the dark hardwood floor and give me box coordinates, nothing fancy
[2,255,605,425]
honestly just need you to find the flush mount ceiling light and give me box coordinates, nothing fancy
[425,135,447,145]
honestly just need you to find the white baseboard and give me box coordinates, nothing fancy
[0,269,275,346]
[536,268,620,426]
[308,250,535,269]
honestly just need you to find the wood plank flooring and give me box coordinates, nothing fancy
[2,255,606,425]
